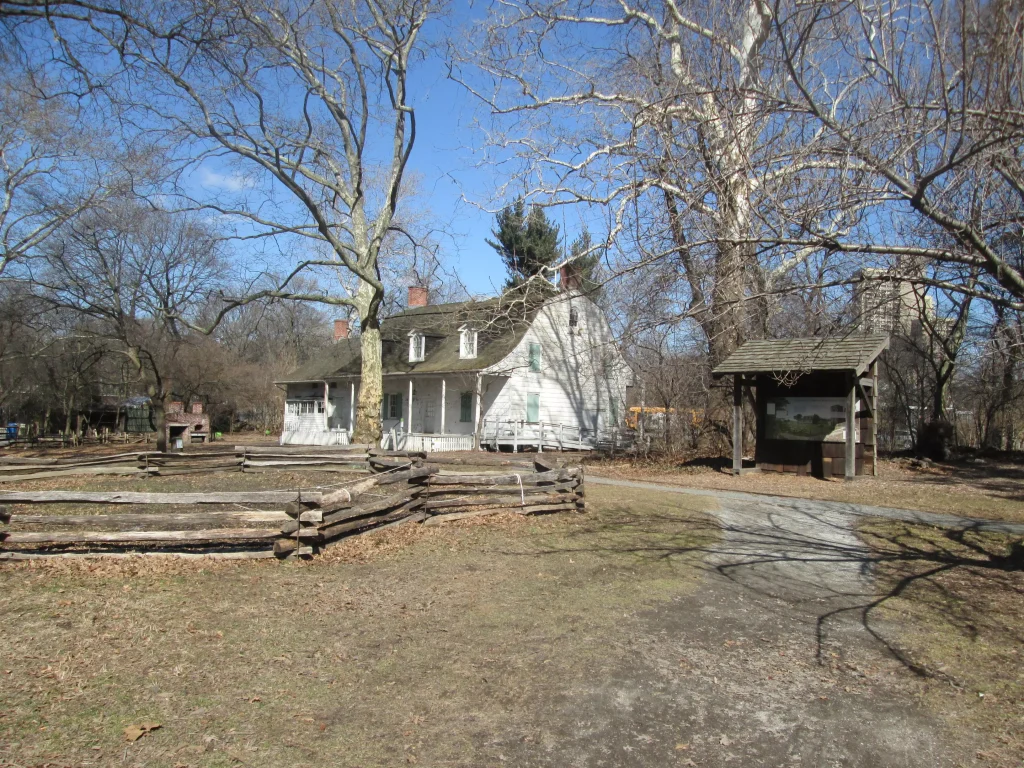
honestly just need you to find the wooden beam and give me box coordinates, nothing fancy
[0,528,281,545]
[845,373,857,480]
[0,550,276,561]
[0,490,323,505]
[8,511,289,528]
[872,361,879,477]
[733,374,743,475]
[855,380,875,418]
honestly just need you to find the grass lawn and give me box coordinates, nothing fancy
[0,483,717,768]
[857,519,1024,766]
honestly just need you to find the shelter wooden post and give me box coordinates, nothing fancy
[440,379,447,435]
[845,373,857,480]
[732,374,743,475]
[871,362,879,476]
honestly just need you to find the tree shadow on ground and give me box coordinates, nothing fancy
[503,497,1024,683]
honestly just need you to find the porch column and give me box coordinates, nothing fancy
[323,381,330,431]
[407,379,413,434]
[845,372,857,480]
[732,374,743,475]
[473,373,483,451]
[440,379,447,434]
[349,382,355,432]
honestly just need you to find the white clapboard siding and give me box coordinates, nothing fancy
[483,294,631,434]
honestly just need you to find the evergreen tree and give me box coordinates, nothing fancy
[487,198,561,289]
[566,229,603,297]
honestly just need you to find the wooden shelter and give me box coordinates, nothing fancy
[713,335,889,480]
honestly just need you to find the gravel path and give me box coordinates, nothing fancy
[501,476,990,766]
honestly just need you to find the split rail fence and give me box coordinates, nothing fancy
[0,451,585,561]
[0,446,374,482]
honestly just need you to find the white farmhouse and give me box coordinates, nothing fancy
[276,280,632,451]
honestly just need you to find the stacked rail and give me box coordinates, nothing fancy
[0,490,322,560]
[0,452,586,560]
[0,446,371,482]
[271,453,585,556]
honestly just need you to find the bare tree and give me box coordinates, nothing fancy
[29,202,224,450]
[459,0,855,367]
[775,0,1024,308]
[0,57,131,279]
[4,0,444,443]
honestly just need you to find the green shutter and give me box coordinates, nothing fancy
[526,393,540,423]
[528,343,541,372]
[394,394,403,420]
[460,392,472,423]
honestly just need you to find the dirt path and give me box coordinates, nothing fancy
[498,479,987,767]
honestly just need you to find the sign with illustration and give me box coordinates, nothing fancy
[765,397,858,442]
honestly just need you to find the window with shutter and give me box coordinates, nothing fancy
[459,392,473,422]
[526,393,540,423]
[528,342,541,372]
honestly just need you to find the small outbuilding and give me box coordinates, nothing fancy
[712,335,889,480]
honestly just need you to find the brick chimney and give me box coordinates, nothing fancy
[333,319,350,340]
[559,264,580,292]
[408,286,429,308]
[191,402,203,415]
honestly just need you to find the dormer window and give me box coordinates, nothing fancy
[459,326,478,360]
[409,331,425,362]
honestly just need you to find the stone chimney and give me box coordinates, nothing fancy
[191,402,203,415]
[408,286,429,308]
[334,319,350,340]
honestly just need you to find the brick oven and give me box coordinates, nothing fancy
[166,401,211,449]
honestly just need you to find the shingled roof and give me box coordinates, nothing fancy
[275,295,543,384]
[712,334,889,377]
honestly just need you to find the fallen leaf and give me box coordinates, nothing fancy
[124,722,161,742]
[719,735,732,747]
[675,742,690,750]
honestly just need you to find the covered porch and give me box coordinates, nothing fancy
[380,372,495,451]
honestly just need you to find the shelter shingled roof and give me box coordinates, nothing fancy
[712,334,889,377]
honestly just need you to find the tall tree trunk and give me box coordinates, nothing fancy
[351,276,385,445]
[151,392,168,452]
[353,322,383,444]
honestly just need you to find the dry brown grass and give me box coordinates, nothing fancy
[0,483,717,768]
[590,455,1024,523]
[857,519,1024,767]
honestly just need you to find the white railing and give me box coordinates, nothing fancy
[382,432,476,452]
[280,428,350,446]
[481,419,592,451]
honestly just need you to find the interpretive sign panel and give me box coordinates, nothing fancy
[765,397,858,442]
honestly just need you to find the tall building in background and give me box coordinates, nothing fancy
[854,268,937,337]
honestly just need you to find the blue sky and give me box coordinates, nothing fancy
[404,52,507,296]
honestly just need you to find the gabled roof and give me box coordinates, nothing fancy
[712,334,889,377]
[276,294,544,384]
